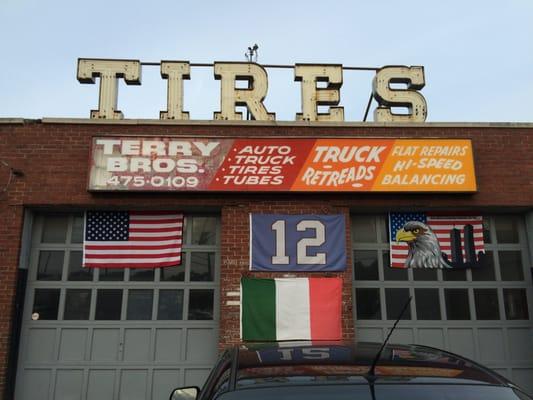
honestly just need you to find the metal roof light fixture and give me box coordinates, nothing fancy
[245,44,259,63]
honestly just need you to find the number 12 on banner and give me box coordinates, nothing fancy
[250,214,346,272]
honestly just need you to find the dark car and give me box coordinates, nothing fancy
[170,341,532,400]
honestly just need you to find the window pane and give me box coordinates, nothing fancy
[127,290,153,320]
[191,217,216,245]
[415,289,441,320]
[129,268,155,281]
[188,289,214,320]
[356,288,381,320]
[354,250,379,281]
[472,251,496,281]
[445,289,471,320]
[32,289,60,320]
[190,253,215,282]
[68,251,92,281]
[95,289,122,320]
[64,289,91,320]
[482,218,491,244]
[98,268,124,281]
[383,252,408,281]
[413,268,438,281]
[160,265,185,281]
[495,216,519,243]
[442,268,467,281]
[352,216,378,243]
[37,250,64,281]
[474,289,500,320]
[41,215,68,243]
[504,289,529,320]
[158,290,184,320]
[499,251,524,281]
[385,288,411,320]
[71,214,84,243]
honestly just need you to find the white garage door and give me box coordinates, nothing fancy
[352,214,533,394]
[15,213,220,400]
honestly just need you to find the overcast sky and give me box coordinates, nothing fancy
[1,0,532,122]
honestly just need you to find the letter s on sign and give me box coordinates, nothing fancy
[372,66,427,123]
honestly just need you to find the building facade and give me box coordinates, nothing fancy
[0,119,532,399]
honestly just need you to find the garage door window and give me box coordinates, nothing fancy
[352,215,531,322]
[28,214,219,322]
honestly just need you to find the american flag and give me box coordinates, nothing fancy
[83,211,184,268]
[389,213,485,268]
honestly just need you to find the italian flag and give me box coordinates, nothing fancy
[241,277,342,341]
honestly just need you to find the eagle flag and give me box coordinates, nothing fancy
[83,211,184,268]
[241,277,342,341]
[389,213,485,269]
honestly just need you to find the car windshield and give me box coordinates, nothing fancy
[215,384,524,400]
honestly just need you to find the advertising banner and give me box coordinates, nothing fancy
[88,137,476,192]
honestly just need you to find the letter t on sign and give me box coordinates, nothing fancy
[77,58,141,119]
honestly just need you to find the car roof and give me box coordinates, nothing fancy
[230,341,507,386]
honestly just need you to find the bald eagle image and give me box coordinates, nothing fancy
[396,221,452,269]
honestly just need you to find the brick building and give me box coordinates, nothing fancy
[0,119,532,399]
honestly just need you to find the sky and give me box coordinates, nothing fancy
[1,0,532,123]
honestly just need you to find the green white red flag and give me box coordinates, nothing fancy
[241,277,342,341]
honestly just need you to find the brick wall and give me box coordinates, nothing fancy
[0,120,532,397]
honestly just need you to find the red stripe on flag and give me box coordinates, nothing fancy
[85,244,179,250]
[84,252,181,259]
[84,260,181,268]
[391,262,407,268]
[309,278,342,340]
[129,218,183,224]
[129,227,182,233]
[129,211,183,216]
[426,219,482,225]
[128,235,182,241]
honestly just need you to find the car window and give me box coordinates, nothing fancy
[215,384,524,400]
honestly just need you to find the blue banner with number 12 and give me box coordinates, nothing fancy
[250,214,346,271]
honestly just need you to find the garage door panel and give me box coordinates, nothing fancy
[55,369,83,400]
[26,328,56,363]
[184,368,212,388]
[59,329,87,361]
[186,328,218,362]
[19,369,51,400]
[87,370,116,400]
[512,369,533,394]
[491,368,511,379]
[477,329,505,363]
[389,328,414,344]
[155,329,183,362]
[123,329,151,362]
[119,370,148,400]
[447,329,475,359]
[508,328,533,361]
[417,328,445,348]
[356,328,383,342]
[152,370,181,400]
[91,329,120,361]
